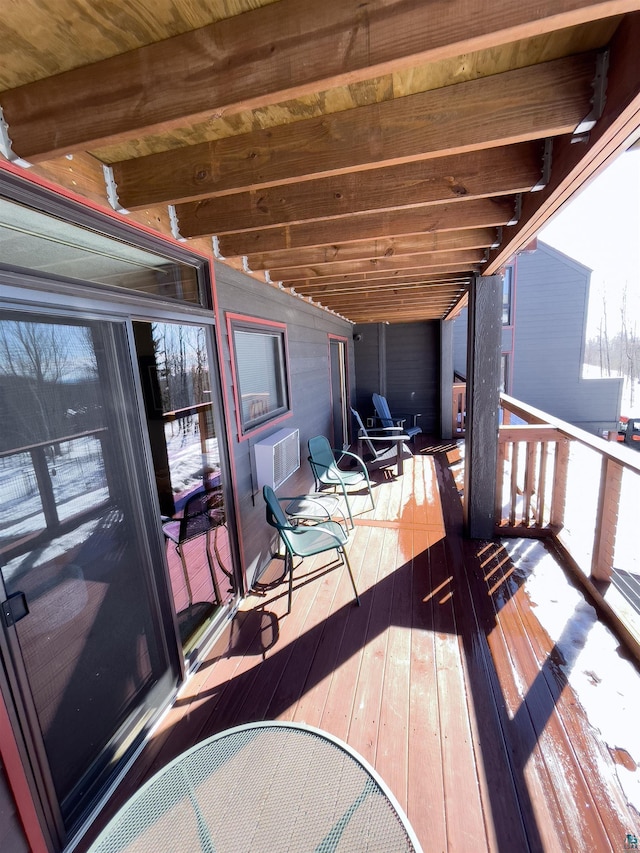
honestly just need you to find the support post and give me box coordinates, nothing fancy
[440,319,454,441]
[464,273,502,538]
[591,456,623,582]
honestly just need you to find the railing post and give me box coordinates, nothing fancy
[31,445,59,530]
[591,457,623,582]
[549,437,570,531]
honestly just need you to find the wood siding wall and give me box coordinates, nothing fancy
[213,263,354,589]
[353,321,439,433]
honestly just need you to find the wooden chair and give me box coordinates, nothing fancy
[372,393,422,441]
[350,407,411,476]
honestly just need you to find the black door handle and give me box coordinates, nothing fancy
[2,592,29,627]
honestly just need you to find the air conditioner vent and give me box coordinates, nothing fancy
[254,428,300,490]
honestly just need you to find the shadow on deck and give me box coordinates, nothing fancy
[83,437,639,852]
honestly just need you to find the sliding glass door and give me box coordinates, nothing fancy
[133,320,236,653]
[0,309,180,835]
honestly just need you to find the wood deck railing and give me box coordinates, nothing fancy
[496,393,640,652]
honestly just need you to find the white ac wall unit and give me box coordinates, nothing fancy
[254,428,300,490]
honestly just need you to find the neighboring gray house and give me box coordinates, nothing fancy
[453,240,623,436]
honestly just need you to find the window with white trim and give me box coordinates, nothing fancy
[230,318,290,433]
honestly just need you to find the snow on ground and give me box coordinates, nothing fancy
[503,538,640,816]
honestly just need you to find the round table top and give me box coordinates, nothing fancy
[88,722,422,853]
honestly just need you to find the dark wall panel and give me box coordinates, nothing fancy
[352,324,380,419]
[353,321,439,434]
[214,263,353,588]
[386,322,439,433]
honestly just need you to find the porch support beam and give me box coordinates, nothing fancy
[464,273,502,539]
[296,279,469,296]
[110,54,595,209]
[244,228,497,272]
[217,197,515,256]
[2,1,632,164]
[175,143,543,235]
[440,320,454,441]
[270,250,485,282]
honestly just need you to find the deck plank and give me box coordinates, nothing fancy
[81,442,639,853]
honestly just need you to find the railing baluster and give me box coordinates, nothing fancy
[537,441,548,526]
[509,442,518,527]
[495,438,508,524]
[523,441,536,526]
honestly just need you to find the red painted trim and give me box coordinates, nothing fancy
[225,313,293,443]
[208,274,249,593]
[0,691,49,853]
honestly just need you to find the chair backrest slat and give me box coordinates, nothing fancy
[372,393,393,428]
[350,407,379,458]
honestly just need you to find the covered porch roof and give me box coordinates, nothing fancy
[2,1,640,323]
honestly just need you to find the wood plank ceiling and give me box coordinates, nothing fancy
[1,1,640,324]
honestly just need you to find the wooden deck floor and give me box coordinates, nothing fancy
[85,442,639,852]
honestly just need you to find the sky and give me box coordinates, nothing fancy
[538,146,640,339]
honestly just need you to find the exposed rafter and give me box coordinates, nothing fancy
[174,144,543,236]
[1,2,638,323]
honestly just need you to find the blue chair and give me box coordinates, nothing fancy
[307,435,375,528]
[372,393,422,441]
[263,486,360,613]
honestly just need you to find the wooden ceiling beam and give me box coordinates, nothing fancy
[487,12,640,273]
[112,54,596,209]
[218,197,516,255]
[348,310,452,322]
[320,294,458,314]
[315,291,466,308]
[286,265,478,290]
[175,143,542,235]
[292,280,469,305]
[242,227,497,271]
[295,279,470,297]
[296,279,470,297]
[2,1,627,163]
[270,249,485,281]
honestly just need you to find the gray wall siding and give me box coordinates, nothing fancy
[512,244,622,433]
[214,263,353,589]
[353,321,439,433]
[451,243,622,435]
